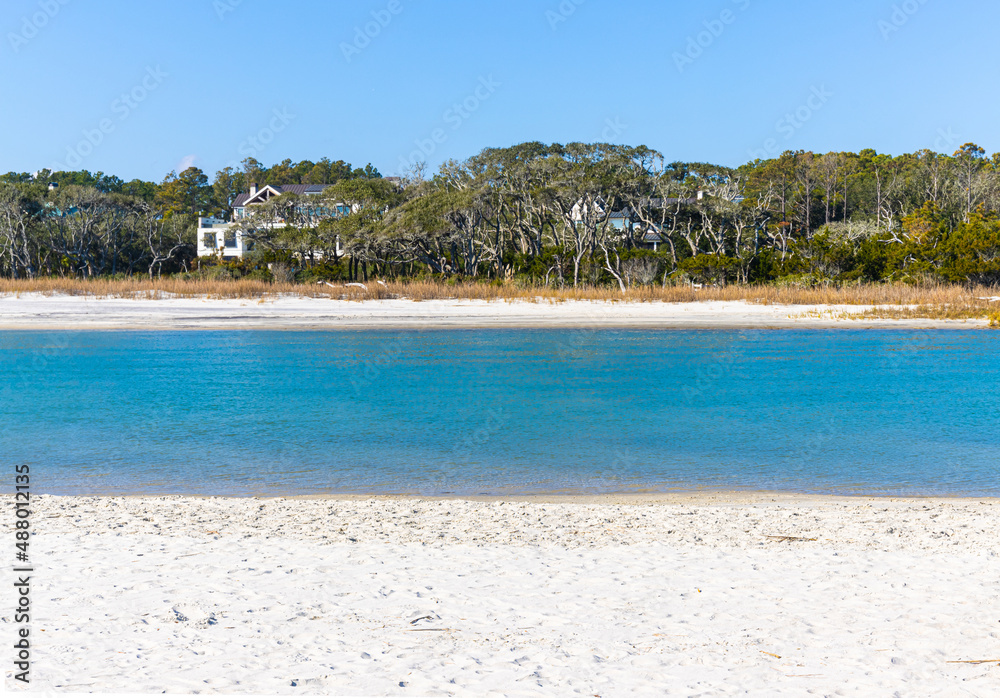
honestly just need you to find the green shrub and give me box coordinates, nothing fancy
[245,268,273,282]
[204,265,234,281]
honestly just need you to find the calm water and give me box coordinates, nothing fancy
[1,329,997,496]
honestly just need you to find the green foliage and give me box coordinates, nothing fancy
[7,142,1000,290]
[244,268,274,282]
[678,254,739,285]
[939,212,1000,285]
[295,261,348,283]
[195,253,273,281]
[854,237,890,282]
[793,232,858,279]
[262,158,380,186]
[158,167,213,217]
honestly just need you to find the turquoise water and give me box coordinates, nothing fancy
[1,329,998,496]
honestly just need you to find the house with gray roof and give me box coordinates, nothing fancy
[230,183,352,220]
[197,183,350,259]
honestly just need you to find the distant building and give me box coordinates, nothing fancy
[197,216,244,259]
[601,195,705,250]
[573,194,704,236]
[198,183,349,259]
[229,183,351,220]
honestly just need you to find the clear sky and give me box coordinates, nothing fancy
[3,0,997,182]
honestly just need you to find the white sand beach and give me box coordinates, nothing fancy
[0,293,987,330]
[16,493,1000,695]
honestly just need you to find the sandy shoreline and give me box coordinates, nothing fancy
[15,494,1000,695]
[62,489,1000,505]
[0,294,988,330]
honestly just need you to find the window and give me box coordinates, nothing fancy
[203,233,218,249]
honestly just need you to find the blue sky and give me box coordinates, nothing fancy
[2,0,997,182]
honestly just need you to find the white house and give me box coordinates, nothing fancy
[196,216,245,259]
[197,183,351,259]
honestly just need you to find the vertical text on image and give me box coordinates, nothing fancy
[13,464,33,684]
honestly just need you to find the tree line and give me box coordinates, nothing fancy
[2,144,1000,287]
[0,157,381,278]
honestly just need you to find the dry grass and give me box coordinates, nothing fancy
[853,304,998,322]
[0,277,319,300]
[0,277,998,319]
[380,280,999,308]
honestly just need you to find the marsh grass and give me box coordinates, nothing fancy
[0,277,997,319]
[853,303,998,322]
[0,277,315,300]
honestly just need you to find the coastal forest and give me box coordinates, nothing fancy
[2,143,1000,289]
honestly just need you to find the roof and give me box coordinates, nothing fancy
[233,183,332,208]
[648,196,700,206]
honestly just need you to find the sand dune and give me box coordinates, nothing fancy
[17,494,1000,695]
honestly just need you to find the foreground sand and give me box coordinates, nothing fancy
[15,494,1000,695]
[0,294,987,329]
